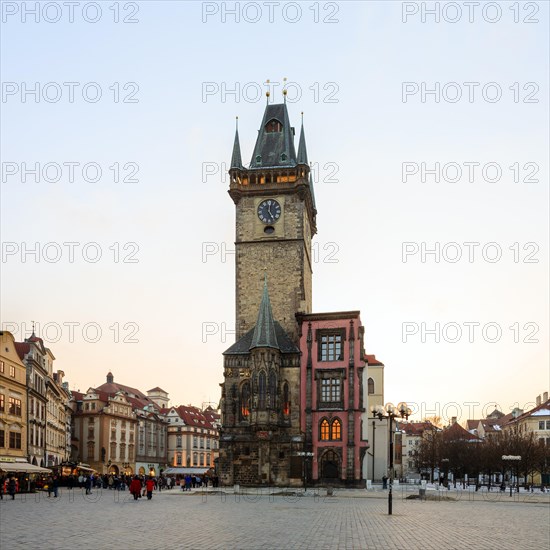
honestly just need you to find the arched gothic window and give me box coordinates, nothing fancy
[331,418,342,440]
[258,371,266,409]
[268,371,277,408]
[282,383,290,416]
[320,419,330,441]
[241,381,250,418]
[368,378,375,395]
[265,119,282,133]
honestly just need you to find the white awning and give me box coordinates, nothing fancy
[163,467,210,475]
[0,462,51,474]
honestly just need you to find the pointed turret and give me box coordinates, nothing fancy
[249,103,296,168]
[230,121,243,169]
[249,276,279,350]
[309,173,317,211]
[297,117,308,166]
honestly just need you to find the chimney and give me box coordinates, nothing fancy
[536,395,541,406]
[543,391,548,402]
[107,372,114,384]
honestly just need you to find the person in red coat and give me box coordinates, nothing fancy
[129,476,142,501]
[145,477,155,500]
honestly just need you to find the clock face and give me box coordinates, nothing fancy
[257,199,282,224]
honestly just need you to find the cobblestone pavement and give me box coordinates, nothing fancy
[1,487,549,550]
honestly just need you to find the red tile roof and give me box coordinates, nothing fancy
[466,419,480,431]
[398,421,434,436]
[14,342,30,360]
[442,422,480,441]
[167,405,220,430]
[95,381,157,409]
[508,399,550,424]
[365,354,384,366]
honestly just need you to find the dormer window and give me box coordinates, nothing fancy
[255,155,262,165]
[280,153,287,162]
[265,119,282,133]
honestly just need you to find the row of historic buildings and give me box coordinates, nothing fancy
[70,374,220,476]
[0,330,220,476]
[0,330,71,469]
[394,393,550,482]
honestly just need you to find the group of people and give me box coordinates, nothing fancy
[129,475,156,500]
[0,476,18,500]
[180,474,219,491]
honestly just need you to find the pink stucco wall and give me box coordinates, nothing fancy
[299,313,367,482]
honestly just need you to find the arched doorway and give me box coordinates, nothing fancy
[138,466,146,476]
[109,465,119,475]
[320,450,340,480]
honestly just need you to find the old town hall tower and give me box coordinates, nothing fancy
[219,97,317,486]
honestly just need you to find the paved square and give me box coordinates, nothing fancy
[1,488,549,549]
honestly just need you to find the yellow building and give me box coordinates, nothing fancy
[0,331,28,461]
[504,392,550,485]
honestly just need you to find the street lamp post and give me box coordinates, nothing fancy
[371,402,411,515]
[502,455,521,497]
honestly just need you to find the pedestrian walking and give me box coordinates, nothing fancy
[8,477,17,500]
[52,475,59,498]
[129,476,142,501]
[145,476,155,500]
[47,475,53,498]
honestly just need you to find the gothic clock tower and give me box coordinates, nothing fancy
[229,99,317,344]
[219,98,317,487]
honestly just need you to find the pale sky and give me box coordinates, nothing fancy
[1,1,548,423]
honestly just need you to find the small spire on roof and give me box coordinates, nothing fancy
[266,79,270,105]
[283,77,287,104]
[230,120,243,170]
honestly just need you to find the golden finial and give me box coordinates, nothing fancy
[282,77,288,102]
[266,79,271,104]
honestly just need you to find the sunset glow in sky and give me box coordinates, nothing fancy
[1,1,548,422]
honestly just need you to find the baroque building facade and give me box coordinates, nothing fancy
[15,333,49,466]
[71,373,168,475]
[0,331,28,462]
[164,405,220,470]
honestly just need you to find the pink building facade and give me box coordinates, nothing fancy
[297,311,369,487]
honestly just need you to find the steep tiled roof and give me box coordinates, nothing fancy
[224,322,299,355]
[442,422,480,441]
[14,342,30,360]
[466,419,480,431]
[95,381,156,409]
[170,405,219,430]
[249,103,297,169]
[250,278,279,351]
[509,399,550,423]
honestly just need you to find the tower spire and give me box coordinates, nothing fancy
[230,117,243,169]
[297,113,308,165]
[249,276,279,350]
